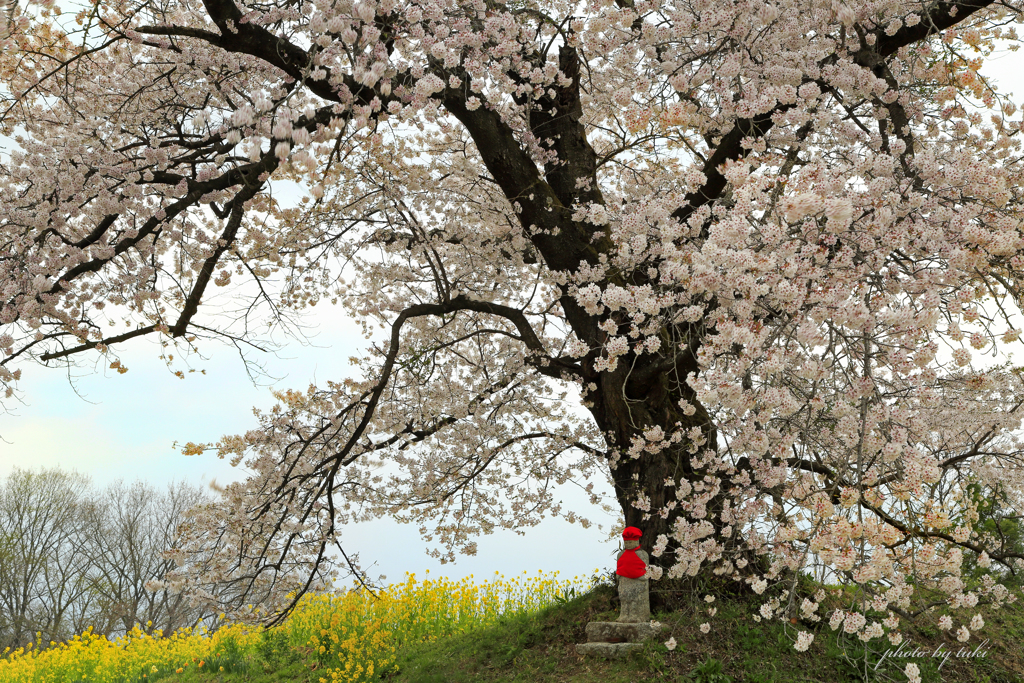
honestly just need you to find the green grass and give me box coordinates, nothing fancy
[105,579,1024,683]
[382,579,1024,683]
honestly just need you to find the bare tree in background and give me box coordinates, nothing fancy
[81,479,212,638]
[0,468,213,649]
[0,469,93,648]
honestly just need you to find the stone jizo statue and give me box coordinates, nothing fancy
[574,525,661,658]
[615,526,650,623]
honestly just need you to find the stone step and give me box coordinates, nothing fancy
[575,642,644,659]
[585,620,663,644]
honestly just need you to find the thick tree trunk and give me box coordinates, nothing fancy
[586,347,760,611]
[446,39,762,609]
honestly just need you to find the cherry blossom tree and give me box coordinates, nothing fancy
[3,0,1024,651]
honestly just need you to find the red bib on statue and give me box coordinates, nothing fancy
[616,547,647,579]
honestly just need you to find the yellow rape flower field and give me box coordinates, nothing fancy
[0,570,600,683]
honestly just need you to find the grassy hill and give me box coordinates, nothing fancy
[7,574,1024,683]
[383,582,1024,683]
[144,580,1024,683]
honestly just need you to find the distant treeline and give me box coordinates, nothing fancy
[0,467,217,651]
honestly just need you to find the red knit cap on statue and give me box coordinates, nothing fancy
[616,527,647,578]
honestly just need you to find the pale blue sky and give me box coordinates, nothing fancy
[0,278,619,586]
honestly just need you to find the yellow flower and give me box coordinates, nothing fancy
[0,570,590,683]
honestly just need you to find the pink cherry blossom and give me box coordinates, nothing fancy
[0,0,1020,637]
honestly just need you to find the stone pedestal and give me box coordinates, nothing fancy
[586,621,662,643]
[574,642,643,658]
[574,621,663,659]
